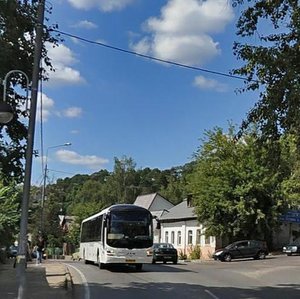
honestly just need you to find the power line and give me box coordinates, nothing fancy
[50,29,250,82]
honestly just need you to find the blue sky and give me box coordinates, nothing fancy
[31,0,258,185]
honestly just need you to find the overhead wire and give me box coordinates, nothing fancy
[50,29,251,82]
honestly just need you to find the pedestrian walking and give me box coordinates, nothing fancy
[36,236,45,265]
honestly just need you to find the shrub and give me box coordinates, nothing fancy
[189,245,201,260]
[178,250,187,260]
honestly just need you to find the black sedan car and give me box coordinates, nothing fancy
[213,240,268,262]
[283,238,300,256]
[7,245,18,258]
[151,243,178,264]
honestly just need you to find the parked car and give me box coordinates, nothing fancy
[150,243,178,264]
[283,238,300,256]
[7,245,18,258]
[213,240,268,262]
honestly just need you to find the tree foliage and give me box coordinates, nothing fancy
[233,0,300,146]
[0,181,21,245]
[280,134,300,207]
[0,0,61,183]
[187,125,286,246]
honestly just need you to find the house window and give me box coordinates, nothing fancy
[171,231,175,244]
[188,230,193,244]
[165,231,169,243]
[196,229,201,245]
[205,235,210,245]
[177,231,182,245]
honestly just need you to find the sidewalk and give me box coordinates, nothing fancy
[0,258,72,299]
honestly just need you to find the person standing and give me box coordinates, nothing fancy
[36,236,45,265]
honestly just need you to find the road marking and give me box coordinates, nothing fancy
[66,263,90,299]
[205,289,220,299]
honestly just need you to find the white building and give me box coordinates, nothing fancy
[134,193,220,259]
[159,197,220,259]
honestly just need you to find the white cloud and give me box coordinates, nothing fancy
[67,0,135,12]
[72,20,98,29]
[36,92,55,122]
[131,0,234,66]
[70,130,80,134]
[193,75,228,92]
[45,43,85,86]
[62,107,83,118]
[56,149,109,169]
[35,92,83,122]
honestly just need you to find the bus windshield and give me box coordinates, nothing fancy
[107,210,152,249]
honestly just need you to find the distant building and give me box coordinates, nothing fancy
[58,215,76,233]
[134,193,221,259]
[58,215,77,255]
[159,197,221,259]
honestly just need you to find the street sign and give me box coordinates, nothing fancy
[279,210,300,223]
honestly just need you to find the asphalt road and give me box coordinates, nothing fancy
[65,255,300,299]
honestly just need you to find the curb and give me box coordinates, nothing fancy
[64,265,73,289]
[64,263,73,298]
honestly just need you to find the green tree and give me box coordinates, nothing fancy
[0,181,21,246]
[105,156,138,203]
[160,165,193,205]
[280,134,300,207]
[233,0,300,147]
[0,0,61,183]
[187,126,285,247]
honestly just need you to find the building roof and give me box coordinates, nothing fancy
[159,199,196,221]
[151,210,168,219]
[134,193,157,209]
[134,192,172,210]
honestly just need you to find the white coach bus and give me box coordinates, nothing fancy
[79,204,153,270]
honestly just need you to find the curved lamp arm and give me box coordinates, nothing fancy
[0,70,30,123]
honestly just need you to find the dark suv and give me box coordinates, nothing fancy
[213,240,268,262]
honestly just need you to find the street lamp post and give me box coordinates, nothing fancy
[0,68,30,289]
[41,143,71,232]
[0,2,46,299]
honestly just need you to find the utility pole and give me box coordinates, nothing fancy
[16,1,45,299]
[40,143,71,232]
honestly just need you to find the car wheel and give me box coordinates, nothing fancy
[173,260,177,264]
[152,259,156,264]
[257,251,266,260]
[287,253,292,256]
[224,253,232,262]
[163,260,167,264]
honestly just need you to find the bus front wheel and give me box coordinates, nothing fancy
[98,257,105,269]
[135,263,142,271]
[83,253,90,264]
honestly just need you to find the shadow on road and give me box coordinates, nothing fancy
[89,262,192,273]
[73,280,300,299]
